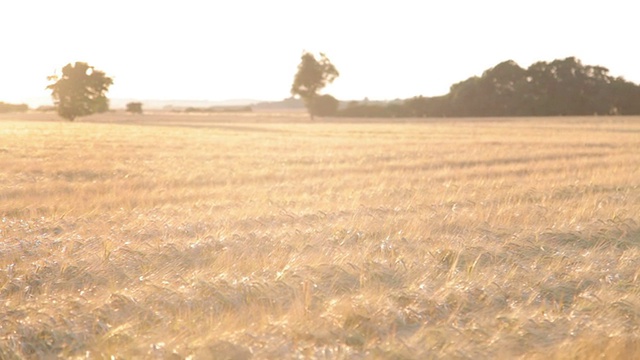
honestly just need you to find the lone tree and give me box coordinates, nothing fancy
[47,62,113,121]
[126,102,143,114]
[291,52,339,120]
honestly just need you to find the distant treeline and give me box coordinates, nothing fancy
[182,106,252,113]
[253,97,305,110]
[335,57,640,117]
[0,102,28,113]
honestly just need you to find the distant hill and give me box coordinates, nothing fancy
[14,97,264,110]
[251,97,305,110]
[110,98,261,110]
[0,102,29,113]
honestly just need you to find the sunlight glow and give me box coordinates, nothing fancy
[0,0,637,107]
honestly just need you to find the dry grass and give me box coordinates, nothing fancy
[1,112,639,359]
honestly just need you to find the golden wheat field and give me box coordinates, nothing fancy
[1,112,639,359]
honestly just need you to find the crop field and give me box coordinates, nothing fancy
[1,112,639,359]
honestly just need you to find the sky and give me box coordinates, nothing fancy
[1,0,638,107]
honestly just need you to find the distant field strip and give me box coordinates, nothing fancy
[1,115,639,358]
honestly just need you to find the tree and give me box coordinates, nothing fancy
[291,52,339,120]
[126,102,143,114]
[309,94,339,117]
[47,62,113,121]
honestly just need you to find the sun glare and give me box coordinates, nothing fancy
[0,1,637,106]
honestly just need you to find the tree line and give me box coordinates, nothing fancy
[2,55,639,120]
[327,57,640,118]
[0,102,28,113]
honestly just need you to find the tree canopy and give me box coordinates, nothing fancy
[336,57,640,118]
[47,62,114,121]
[291,52,339,119]
[309,94,339,117]
[445,57,640,116]
[126,102,143,114]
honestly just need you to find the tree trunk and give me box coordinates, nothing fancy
[307,95,315,121]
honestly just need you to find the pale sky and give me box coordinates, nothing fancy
[1,0,638,107]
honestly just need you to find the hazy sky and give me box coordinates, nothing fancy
[1,1,638,106]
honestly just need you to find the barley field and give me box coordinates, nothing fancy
[1,112,639,359]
